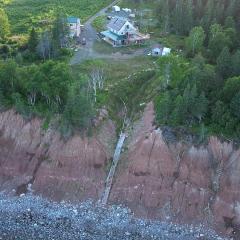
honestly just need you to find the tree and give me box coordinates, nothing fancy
[216,47,232,79]
[208,24,231,60]
[222,76,240,102]
[0,8,10,39]
[186,26,205,55]
[52,14,69,50]
[232,50,240,76]
[224,16,236,29]
[37,31,52,60]
[230,92,240,120]
[63,79,93,130]
[89,68,105,103]
[158,0,170,33]
[184,0,194,34]
[155,92,173,124]
[28,28,38,53]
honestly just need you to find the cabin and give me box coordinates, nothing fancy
[67,17,81,37]
[101,17,150,47]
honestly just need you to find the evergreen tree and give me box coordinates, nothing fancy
[230,92,240,119]
[208,24,231,60]
[0,8,10,39]
[216,47,232,79]
[28,28,38,53]
[184,0,194,34]
[232,50,240,76]
[186,26,205,55]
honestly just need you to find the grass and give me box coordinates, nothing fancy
[3,0,112,33]
[92,15,106,32]
[93,40,149,55]
[71,56,156,132]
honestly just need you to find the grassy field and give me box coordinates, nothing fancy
[2,0,112,33]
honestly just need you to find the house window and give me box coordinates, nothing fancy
[126,25,129,29]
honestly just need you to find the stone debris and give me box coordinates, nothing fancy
[0,193,227,240]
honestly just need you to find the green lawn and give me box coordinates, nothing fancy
[3,0,112,33]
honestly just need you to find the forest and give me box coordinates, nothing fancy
[155,0,240,138]
[0,0,240,139]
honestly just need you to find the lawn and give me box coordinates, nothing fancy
[3,0,112,33]
[93,40,149,55]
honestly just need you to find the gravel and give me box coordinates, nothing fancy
[0,193,227,240]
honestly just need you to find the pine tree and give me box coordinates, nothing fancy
[230,92,240,120]
[186,26,205,55]
[216,47,232,79]
[184,0,194,34]
[232,50,240,76]
[28,28,38,53]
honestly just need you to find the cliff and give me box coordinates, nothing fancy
[0,110,116,201]
[0,107,239,237]
[110,103,240,237]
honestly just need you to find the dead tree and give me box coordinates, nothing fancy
[89,68,105,103]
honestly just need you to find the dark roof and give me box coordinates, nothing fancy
[67,17,79,24]
[107,18,127,31]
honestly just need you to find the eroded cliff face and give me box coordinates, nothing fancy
[0,106,239,237]
[110,103,240,237]
[0,110,116,201]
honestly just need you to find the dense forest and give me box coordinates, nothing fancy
[155,0,240,138]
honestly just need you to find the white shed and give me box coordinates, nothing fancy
[112,5,121,12]
[162,47,171,56]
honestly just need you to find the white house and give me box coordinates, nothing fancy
[101,17,150,47]
[67,17,81,37]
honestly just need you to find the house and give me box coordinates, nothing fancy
[101,17,150,47]
[112,5,121,12]
[67,17,81,37]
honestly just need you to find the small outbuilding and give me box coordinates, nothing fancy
[151,44,163,56]
[112,5,121,12]
[162,47,171,56]
[151,45,171,57]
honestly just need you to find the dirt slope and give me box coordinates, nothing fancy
[0,110,116,201]
[110,103,240,237]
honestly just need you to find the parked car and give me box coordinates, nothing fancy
[81,37,86,45]
[107,16,112,20]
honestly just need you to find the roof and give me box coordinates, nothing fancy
[67,17,79,24]
[162,47,171,56]
[101,30,125,41]
[107,17,128,32]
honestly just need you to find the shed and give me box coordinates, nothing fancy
[151,44,163,56]
[162,47,171,56]
[112,5,120,12]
